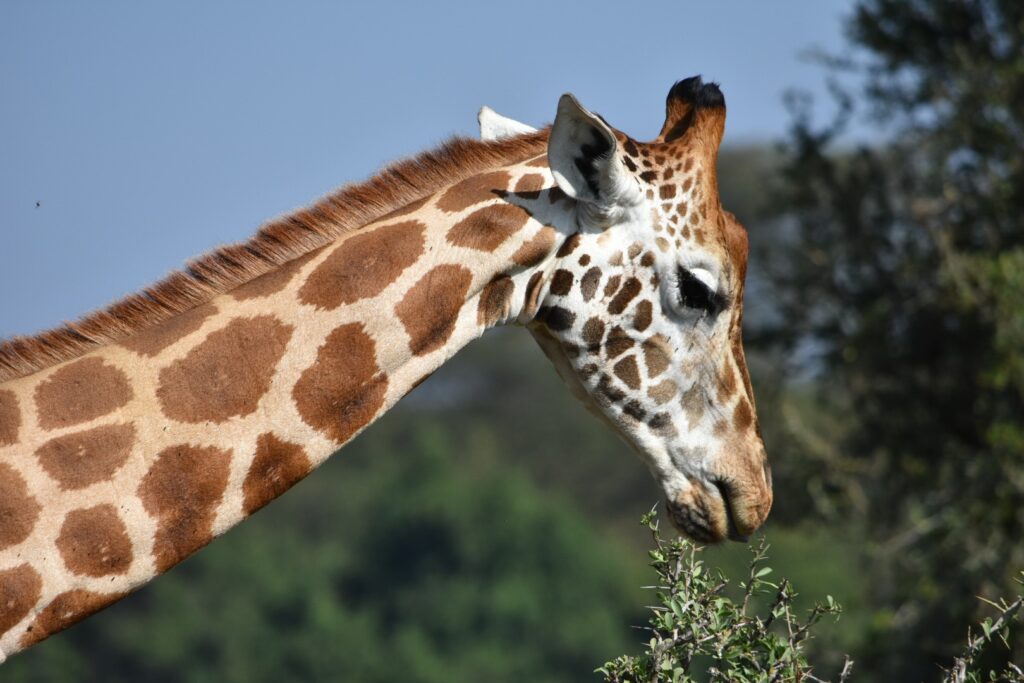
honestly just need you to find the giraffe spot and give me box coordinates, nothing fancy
[56,504,133,577]
[447,204,532,252]
[623,139,639,157]
[19,589,124,649]
[242,433,312,515]
[640,171,658,183]
[681,384,705,421]
[556,233,582,257]
[623,156,637,173]
[376,194,431,221]
[511,226,557,267]
[609,251,624,266]
[35,423,135,490]
[0,463,41,552]
[597,374,626,404]
[603,275,622,299]
[578,254,591,266]
[522,271,545,319]
[648,412,678,437]
[605,326,634,359]
[294,323,389,444]
[613,356,641,390]
[0,389,20,446]
[157,316,293,424]
[579,363,599,380]
[549,269,574,296]
[734,399,754,431]
[627,243,643,259]
[34,358,132,431]
[298,221,426,310]
[514,173,546,199]
[478,275,515,327]
[138,443,232,573]
[643,335,672,378]
[580,267,602,302]
[435,171,511,213]
[623,400,647,421]
[659,185,676,200]
[608,277,642,314]
[231,250,321,301]
[396,265,473,356]
[0,564,41,639]
[640,251,656,268]
[633,300,654,332]
[717,365,738,403]
[121,303,218,357]
[663,167,675,180]
[537,306,575,332]
[648,379,679,405]
[581,317,605,350]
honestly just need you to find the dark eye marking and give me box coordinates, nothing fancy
[676,267,724,315]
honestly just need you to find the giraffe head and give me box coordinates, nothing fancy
[528,77,771,542]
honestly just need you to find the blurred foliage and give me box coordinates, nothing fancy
[760,0,1024,678]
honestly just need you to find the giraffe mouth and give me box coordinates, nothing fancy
[665,478,748,544]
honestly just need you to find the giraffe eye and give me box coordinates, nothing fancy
[676,267,721,314]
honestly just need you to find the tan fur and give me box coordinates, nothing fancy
[0,132,548,383]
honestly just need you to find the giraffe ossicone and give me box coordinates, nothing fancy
[0,75,771,662]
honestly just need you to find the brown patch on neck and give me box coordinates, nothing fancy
[0,131,550,383]
[0,388,20,445]
[395,265,474,356]
[230,249,320,301]
[0,564,41,639]
[19,589,124,649]
[242,433,312,515]
[120,303,219,358]
[510,227,557,267]
[446,204,532,252]
[298,221,426,310]
[56,504,133,577]
[478,275,515,327]
[33,358,133,431]
[293,323,389,444]
[0,462,41,552]
[35,423,136,490]
[156,316,293,424]
[138,443,232,573]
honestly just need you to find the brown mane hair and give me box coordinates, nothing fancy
[0,130,550,383]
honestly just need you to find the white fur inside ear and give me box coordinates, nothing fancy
[478,106,537,141]
[689,267,718,294]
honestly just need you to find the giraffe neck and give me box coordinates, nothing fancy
[0,153,570,659]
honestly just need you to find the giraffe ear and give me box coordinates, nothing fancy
[478,106,537,141]
[548,94,638,206]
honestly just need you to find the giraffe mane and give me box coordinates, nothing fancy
[0,130,550,383]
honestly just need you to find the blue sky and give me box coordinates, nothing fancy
[0,1,857,337]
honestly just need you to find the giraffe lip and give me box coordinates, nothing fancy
[664,498,722,544]
[712,478,750,543]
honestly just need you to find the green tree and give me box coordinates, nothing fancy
[763,0,1024,678]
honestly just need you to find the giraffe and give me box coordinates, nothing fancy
[0,76,771,661]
